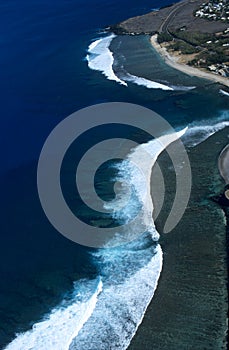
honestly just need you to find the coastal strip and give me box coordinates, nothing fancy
[111,0,228,35]
[110,0,229,88]
[150,34,229,87]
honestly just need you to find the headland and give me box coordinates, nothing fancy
[110,0,229,87]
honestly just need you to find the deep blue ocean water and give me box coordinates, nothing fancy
[0,0,229,349]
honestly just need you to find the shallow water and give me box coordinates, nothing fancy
[129,127,229,349]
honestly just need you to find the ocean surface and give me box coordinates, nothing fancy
[0,0,229,349]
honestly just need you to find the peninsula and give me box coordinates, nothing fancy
[110,0,229,87]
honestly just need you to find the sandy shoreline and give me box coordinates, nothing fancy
[150,34,229,88]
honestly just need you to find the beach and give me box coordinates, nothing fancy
[128,127,229,349]
[150,34,229,88]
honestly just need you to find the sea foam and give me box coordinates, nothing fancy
[124,72,173,90]
[86,34,127,86]
[4,279,103,350]
[104,128,187,246]
[69,245,163,350]
[220,89,229,97]
[4,245,162,350]
[4,127,188,350]
[67,129,187,349]
[182,115,229,147]
[86,34,196,91]
[86,35,176,91]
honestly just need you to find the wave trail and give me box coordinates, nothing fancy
[220,89,229,97]
[124,72,174,90]
[86,34,197,91]
[69,245,163,350]
[4,278,103,350]
[105,128,187,246]
[86,34,127,86]
[182,116,229,147]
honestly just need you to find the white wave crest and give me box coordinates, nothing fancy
[86,35,195,91]
[182,119,229,147]
[220,89,229,97]
[5,125,192,350]
[4,279,103,350]
[124,72,173,90]
[171,84,196,91]
[69,245,163,350]
[105,128,187,245]
[125,73,196,91]
[86,34,127,86]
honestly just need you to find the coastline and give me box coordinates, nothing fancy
[150,34,229,88]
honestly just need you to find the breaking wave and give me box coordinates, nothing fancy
[86,34,127,86]
[86,34,195,91]
[182,112,229,147]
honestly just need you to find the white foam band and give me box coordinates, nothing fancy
[5,129,187,350]
[124,73,174,90]
[5,116,229,349]
[182,118,229,147]
[69,245,163,350]
[4,279,103,350]
[106,128,187,243]
[86,34,195,91]
[220,89,229,96]
[86,34,127,86]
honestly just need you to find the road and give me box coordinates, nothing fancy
[158,0,190,34]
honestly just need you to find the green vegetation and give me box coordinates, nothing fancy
[170,29,215,46]
[169,41,200,55]
[190,50,228,66]
[157,32,173,44]
[159,27,229,75]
